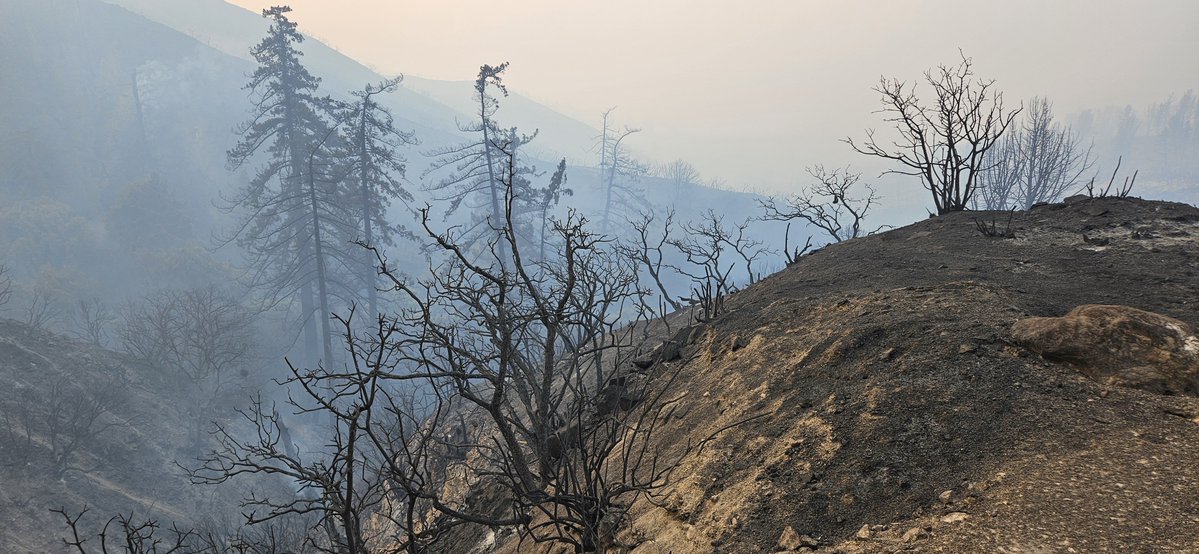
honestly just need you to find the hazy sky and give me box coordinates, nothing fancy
[224,0,1199,193]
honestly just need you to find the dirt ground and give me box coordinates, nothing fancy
[605,196,1199,553]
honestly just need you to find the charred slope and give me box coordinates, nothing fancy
[0,320,277,552]
[499,196,1199,552]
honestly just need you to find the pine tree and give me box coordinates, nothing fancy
[223,6,348,365]
[424,63,538,263]
[337,76,417,318]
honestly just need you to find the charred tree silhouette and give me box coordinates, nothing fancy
[187,167,739,552]
[533,158,572,263]
[0,264,11,312]
[669,211,768,321]
[71,298,116,348]
[622,210,685,316]
[759,165,880,244]
[655,159,701,206]
[846,53,1020,214]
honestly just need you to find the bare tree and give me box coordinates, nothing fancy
[71,298,116,348]
[186,305,471,554]
[622,210,685,316]
[655,159,700,205]
[423,63,522,255]
[186,172,748,552]
[977,97,1095,210]
[379,198,686,551]
[846,53,1020,214]
[0,264,12,312]
[41,376,126,479]
[759,165,880,244]
[669,211,769,321]
[534,158,572,263]
[23,290,61,332]
[338,76,419,319]
[595,108,648,233]
[120,287,257,447]
[53,507,197,554]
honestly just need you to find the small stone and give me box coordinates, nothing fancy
[855,524,872,540]
[878,347,897,361]
[777,526,804,551]
[941,512,970,524]
[958,343,978,354]
[902,527,927,543]
[799,534,819,548]
[938,490,953,504]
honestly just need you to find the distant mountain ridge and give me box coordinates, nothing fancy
[100,0,603,163]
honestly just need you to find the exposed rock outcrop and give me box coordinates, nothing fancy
[1013,304,1199,395]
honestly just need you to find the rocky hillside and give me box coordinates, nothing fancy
[487,196,1199,553]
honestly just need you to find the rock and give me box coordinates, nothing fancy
[632,324,699,369]
[878,347,898,361]
[1012,305,1199,395]
[938,489,953,504]
[798,534,819,548]
[855,524,872,540]
[941,512,970,524]
[902,527,927,543]
[958,343,978,354]
[777,526,804,551]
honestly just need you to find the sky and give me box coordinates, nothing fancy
[223,0,1199,194]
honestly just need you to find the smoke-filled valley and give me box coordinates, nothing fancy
[0,1,1197,552]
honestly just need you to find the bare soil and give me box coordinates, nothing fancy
[612,196,1199,553]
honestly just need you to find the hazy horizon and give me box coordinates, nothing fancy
[221,0,1199,193]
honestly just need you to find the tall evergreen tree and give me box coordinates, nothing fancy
[425,63,539,264]
[223,5,346,365]
[337,76,417,318]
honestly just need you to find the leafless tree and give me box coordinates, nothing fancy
[534,158,572,263]
[339,76,418,320]
[669,211,769,321]
[186,173,746,552]
[621,210,685,316]
[71,298,117,348]
[759,165,880,244]
[120,287,257,447]
[976,97,1095,210]
[595,108,649,233]
[655,159,700,205]
[186,305,471,553]
[41,376,126,479]
[53,507,197,554]
[624,210,771,321]
[0,264,12,312]
[423,63,525,256]
[23,290,61,332]
[0,390,38,468]
[846,53,1020,214]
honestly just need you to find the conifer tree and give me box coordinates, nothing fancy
[224,6,347,364]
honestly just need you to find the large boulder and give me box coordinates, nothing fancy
[1012,305,1199,395]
